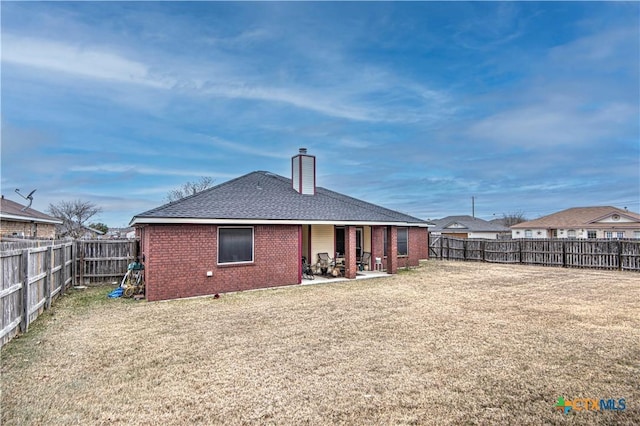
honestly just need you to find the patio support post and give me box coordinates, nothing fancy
[386,226,398,274]
[371,226,384,271]
[344,225,357,279]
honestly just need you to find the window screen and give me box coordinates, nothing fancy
[335,227,345,257]
[397,228,408,256]
[218,228,253,264]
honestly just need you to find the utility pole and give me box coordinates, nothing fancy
[472,196,475,219]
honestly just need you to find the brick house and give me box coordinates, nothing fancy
[511,206,640,239]
[0,195,62,239]
[131,149,429,301]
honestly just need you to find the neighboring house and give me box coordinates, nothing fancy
[79,226,105,240]
[130,149,430,302]
[106,227,136,239]
[430,215,511,239]
[0,195,62,239]
[511,206,640,239]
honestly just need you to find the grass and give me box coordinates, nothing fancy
[1,261,639,425]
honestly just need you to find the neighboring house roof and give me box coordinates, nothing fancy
[511,206,640,229]
[0,196,62,225]
[84,226,105,235]
[131,171,428,226]
[106,227,134,237]
[489,218,508,226]
[430,215,510,233]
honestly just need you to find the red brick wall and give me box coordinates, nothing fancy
[370,226,427,270]
[397,227,428,268]
[140,224,299,301]
[344,226,357,279]
[386,226,398,273]
[371,226,385,270]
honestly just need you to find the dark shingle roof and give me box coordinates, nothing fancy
[132,171,426,225]
[430,215,510,232]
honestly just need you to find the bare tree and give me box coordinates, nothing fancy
[166,176,214,202]
[502,211,527,227]
[48,199,102,239]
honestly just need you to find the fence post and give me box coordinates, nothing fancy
[440,236,443,259]
[20,249,30,333]
[518,240,522,264]
[562,241,567,268]
[72,241,78,286]
[45,246,53,310]
[618,240,623,271]
[133,240,139,260]
[60,245,67,295]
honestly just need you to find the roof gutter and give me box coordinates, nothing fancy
[130,217,431,228]
[0,213,63,225]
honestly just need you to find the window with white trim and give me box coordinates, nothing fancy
[397,227,408,256]
[617,232,624,239]
[587,231,597,239]
[567,230,576,238]
[218,227,254,264]
[525,230,532,238]
[605,231,613,239]
[634,231,640,239]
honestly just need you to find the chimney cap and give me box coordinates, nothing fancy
[299,148,307,154]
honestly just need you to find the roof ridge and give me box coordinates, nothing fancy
[131,169,427,224]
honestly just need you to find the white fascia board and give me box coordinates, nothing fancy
[130,217,430,227]
[0,213,62,225]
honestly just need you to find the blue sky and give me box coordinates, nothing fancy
[2,2,638,227]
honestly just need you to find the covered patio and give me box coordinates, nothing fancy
[300,269,391,286]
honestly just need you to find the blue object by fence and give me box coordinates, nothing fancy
[108,287,124,298]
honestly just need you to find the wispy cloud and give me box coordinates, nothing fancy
[2,31,454,124]
[2,35,170,88]
[205,137,290,159]
[467,101,636,148]
[69,164,235,178]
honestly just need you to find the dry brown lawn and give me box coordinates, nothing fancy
[1,261,639,425]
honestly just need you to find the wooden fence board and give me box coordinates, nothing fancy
[75,240,138,285]
[1,239,135,347]
[430,236,640,271]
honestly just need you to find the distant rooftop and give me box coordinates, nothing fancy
[430,215,510,233]
[511,206,640,229]
[0,196,62,225]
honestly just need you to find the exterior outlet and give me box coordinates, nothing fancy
[292,148,316,195]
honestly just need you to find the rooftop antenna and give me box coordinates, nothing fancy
[15,188,37,211]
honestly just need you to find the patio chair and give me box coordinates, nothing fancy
[317,252,334,275]
[357,252,372,271]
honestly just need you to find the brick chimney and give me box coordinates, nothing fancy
[291,148,316,195]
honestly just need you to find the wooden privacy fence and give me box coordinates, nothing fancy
[1,242,73,346]
[429,236,640,271]
[1,239,139,347]
[76,240,139,285]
